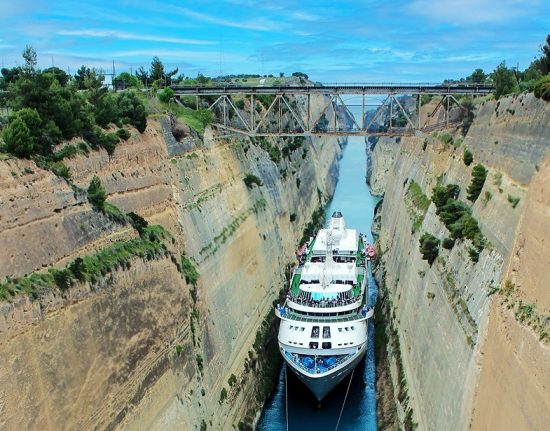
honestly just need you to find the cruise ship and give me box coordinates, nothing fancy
[275,211,374,400]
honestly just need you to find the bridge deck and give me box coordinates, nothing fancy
[172,83,493,96]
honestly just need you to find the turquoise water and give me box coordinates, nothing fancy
[257,133,381,431]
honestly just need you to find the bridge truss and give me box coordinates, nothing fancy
[172,84,493,137]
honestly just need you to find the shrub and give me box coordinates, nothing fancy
[116,128,131,140]
[533,76,550,101]
[117,90,147,132]
[196,354,204,372]
[175,345,183,356]
[419,233,439,265]
[442,238,455,249]
[100,132,119,156]
[507,194,520,208]
[128,212,148,236]
[87,176,107,209]
[219,387,227,403]
[467,164,488,202]
[181,255,200,285]
[102,202,129,223]
[3,117,34,157]
[228,374,237,387]
[244,173,263,188]
[158,87,174,103]
[49,268,72,291]
[49,161,70,179]
[463,148,473,166]
[431,184,460,213]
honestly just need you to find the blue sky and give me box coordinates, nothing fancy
[0,0,549,82]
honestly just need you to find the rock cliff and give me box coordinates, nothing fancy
[372,93,550,430]
[0,98,343,430]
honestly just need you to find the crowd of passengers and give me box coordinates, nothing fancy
[287,289,358,307]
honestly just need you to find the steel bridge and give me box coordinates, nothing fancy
[171,83,493,137]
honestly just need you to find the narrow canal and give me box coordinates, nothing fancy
[257,117,382,430]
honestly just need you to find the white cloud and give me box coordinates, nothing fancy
[57,29,216,45]
[407,0,540,24]
[291,11,322,22]
[174,7,282,32]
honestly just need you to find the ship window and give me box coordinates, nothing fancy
[345,327,349,331]
[299,343,303,346]
[311,326,319,339]
[301,327,305,331]
[322,342,332,349]
[351,326,355,330]
[289,325,294,329]
[338,328,343,332]
[322,326,331,339]
[309,342,318,349]
[338,343,342,346]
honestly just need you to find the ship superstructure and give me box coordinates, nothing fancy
[275,211,374,400]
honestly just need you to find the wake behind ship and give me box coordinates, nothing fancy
[275,211,374,401]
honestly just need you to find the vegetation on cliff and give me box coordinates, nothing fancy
[0,46,146,162]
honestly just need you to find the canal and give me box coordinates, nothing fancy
[257,121,382,430]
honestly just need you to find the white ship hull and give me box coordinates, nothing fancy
[281,343,366,400]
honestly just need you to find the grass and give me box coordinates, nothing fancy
[181,255,200,285]
[406,180,430,233]
[0,224,168,301]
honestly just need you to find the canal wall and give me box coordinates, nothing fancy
[0,95,343,430]
[372,92,550,430]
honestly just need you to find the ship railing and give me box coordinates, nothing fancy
[276,308,373,323]
[284,351,354,375]
[287,295,359,308]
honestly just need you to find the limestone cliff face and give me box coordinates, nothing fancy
[0,113,342,430]
[372,93,550,431]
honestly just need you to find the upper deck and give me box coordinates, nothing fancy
[286,213,368,312]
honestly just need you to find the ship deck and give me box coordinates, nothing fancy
[290,235,366,297]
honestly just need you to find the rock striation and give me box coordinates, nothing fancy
[372,92,550,431]
[0,98,343,430]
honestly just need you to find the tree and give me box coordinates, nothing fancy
[22,45,37,74]
[468,68,486,83]
[135,66,149,86]
[114,72,140,88]
[74,66,104,91]
[529,34,550,76]
[467,164,488,202]
[116,91,147,132]
[43,67,69,86]
[419,233,440,265]
[87,176,107,208]
[3,117,34,157]
[150,56,165,83]
[463,148,473,166]
[492,62,519,98]
[158,88,174,103]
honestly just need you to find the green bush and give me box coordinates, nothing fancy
[419,233,439,265]
[158,88,174,103]
[87,176,107,209]
[181,255,200,285]
[100,132,119,156]
[219,387,227,403]
[102,202,129,223]
[128,212,148,236]
[431,183,460,213]
[244,173,263,188]
[49,161,70,179]
[507,194,520,208]
[117,90,147,132]
[442,238,455,250]
[116,128,131,140]
[3,117,34,157]
[533,76,550,101]
[467,164,488,202]
[463,148,473,166]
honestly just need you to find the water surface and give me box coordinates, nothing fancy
[257,130,381,431]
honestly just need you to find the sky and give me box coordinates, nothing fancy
[0,0,549,82]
